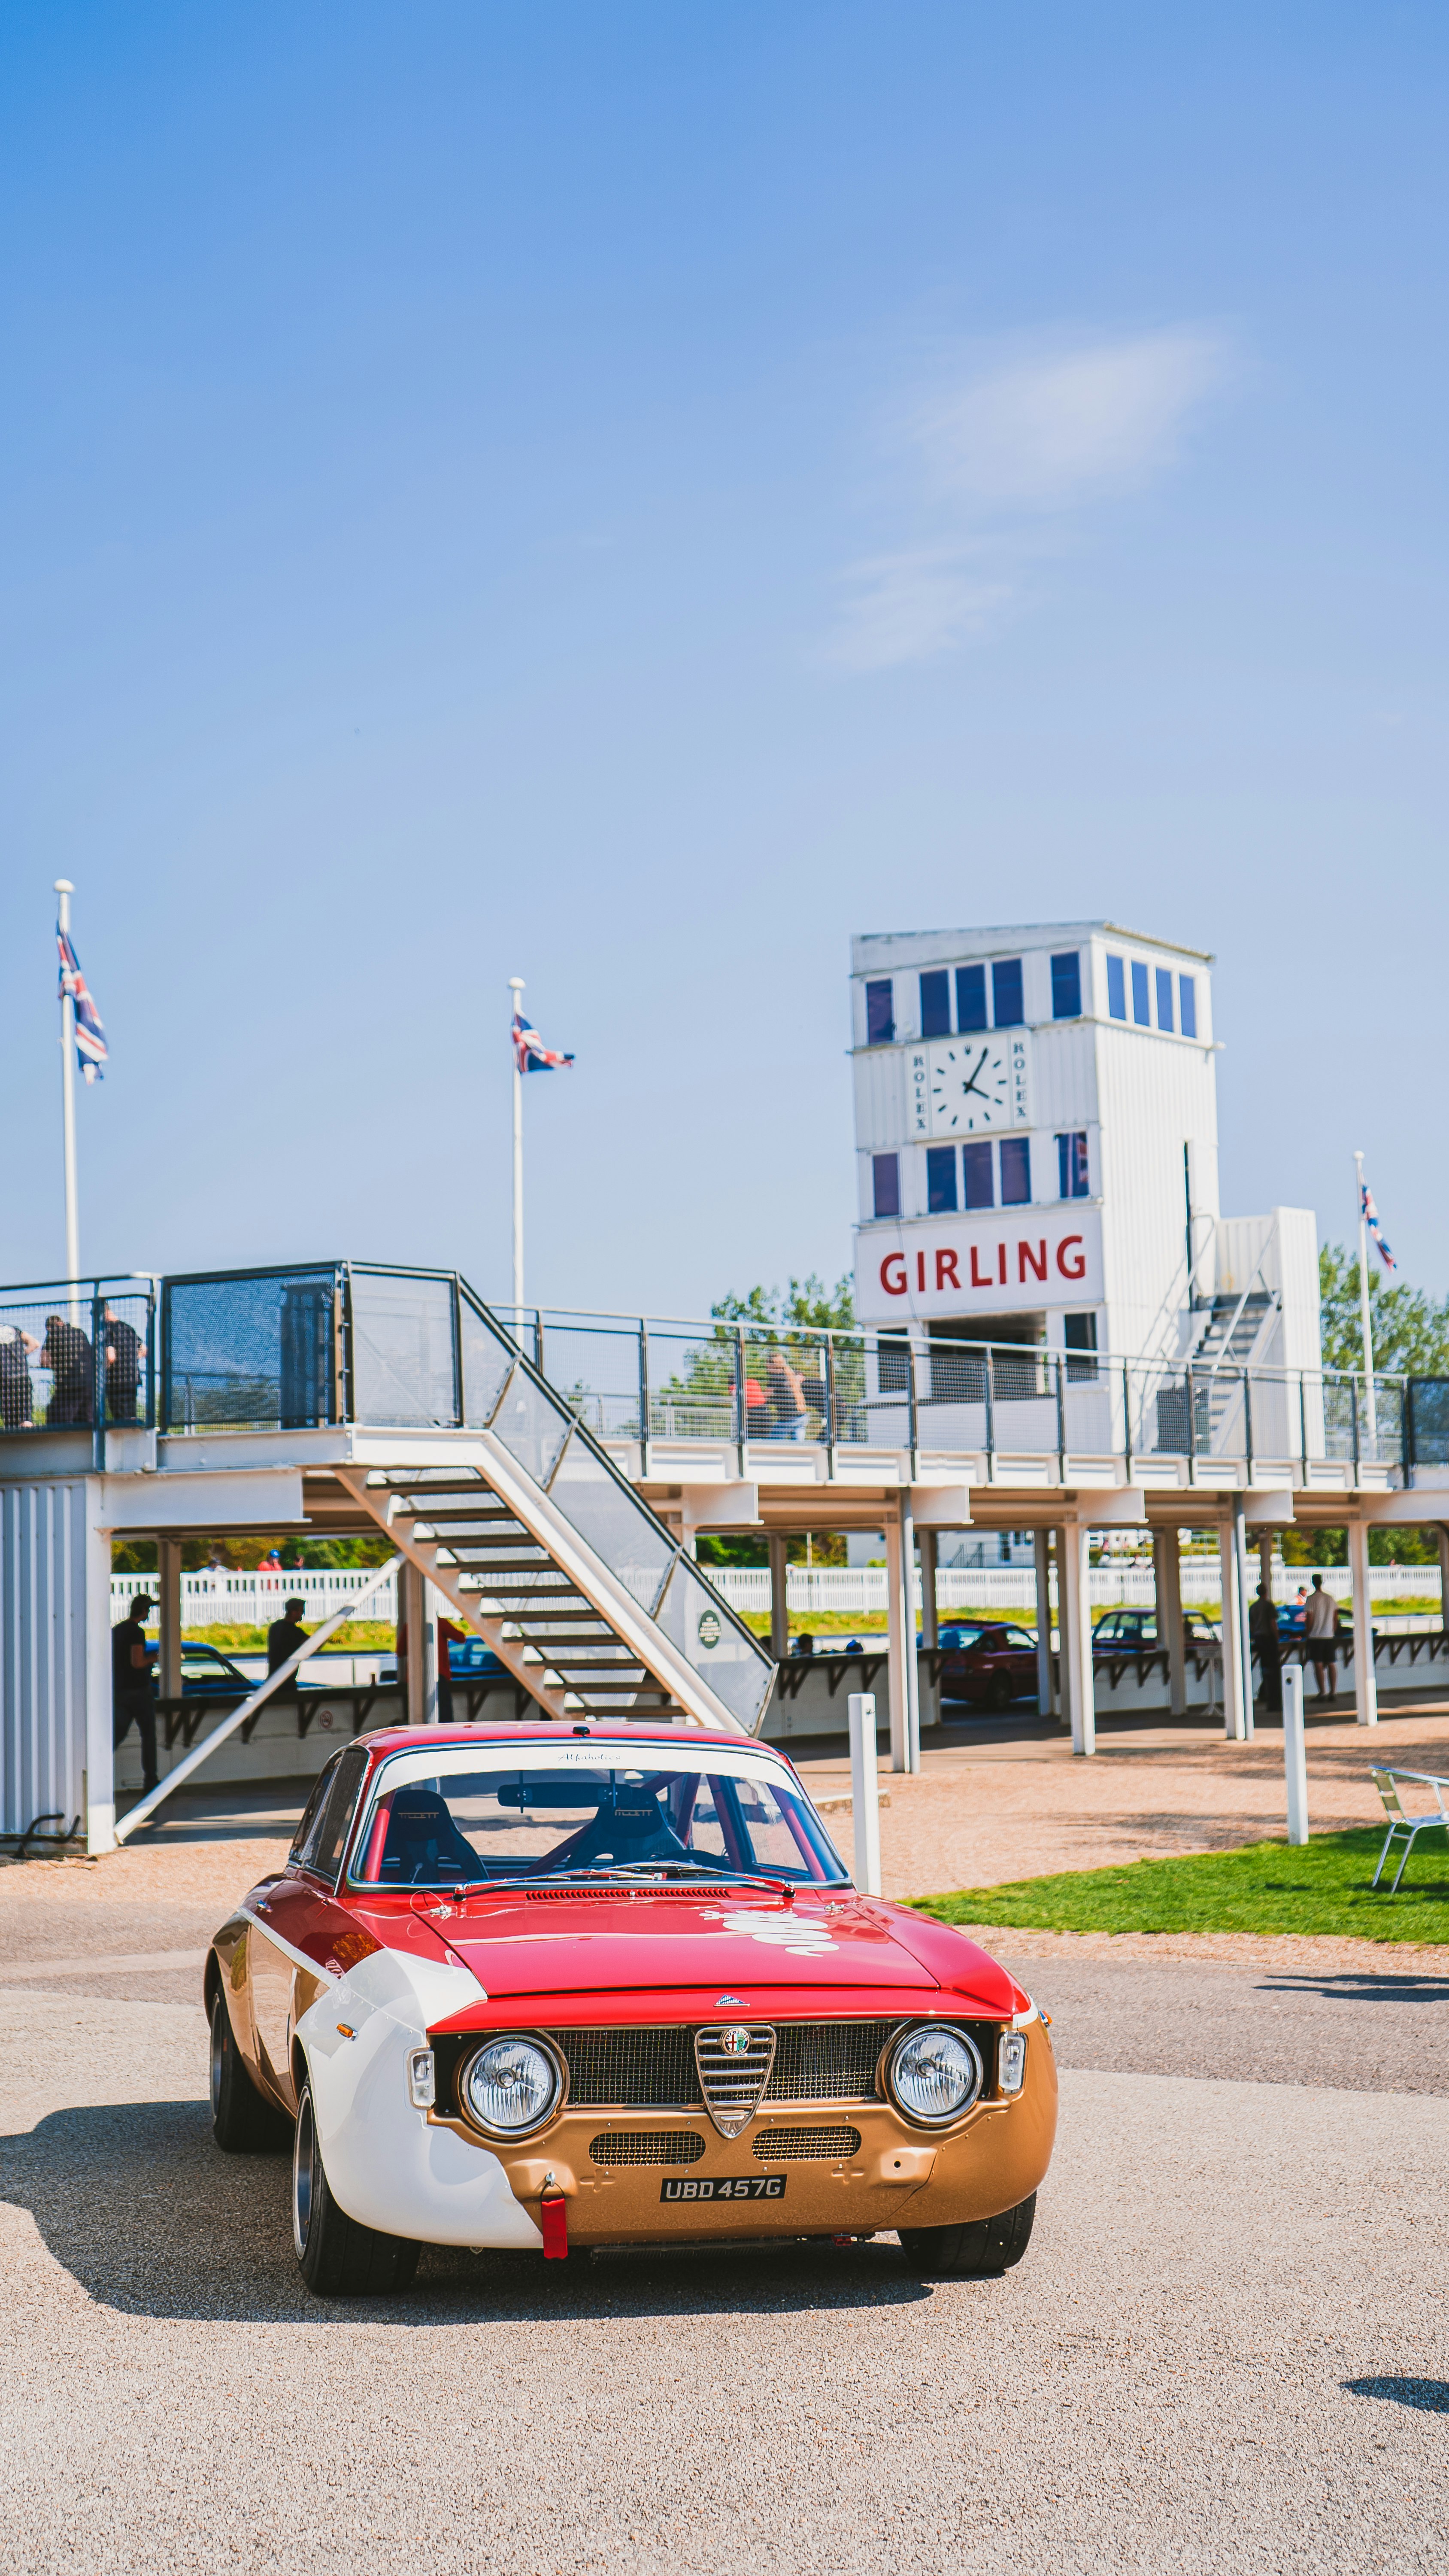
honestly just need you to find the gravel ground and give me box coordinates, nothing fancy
[2,1993,1448,2575]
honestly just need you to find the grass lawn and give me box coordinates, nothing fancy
[910,1827,1449,1944]
[180,1619,395,1653]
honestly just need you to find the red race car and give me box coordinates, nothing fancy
[206,1723,1057,2296]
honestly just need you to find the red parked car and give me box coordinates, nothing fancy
[204,1722,1057,2295]
[937,1623,1042,1712]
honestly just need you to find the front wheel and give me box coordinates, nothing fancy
[898,2193,1037,2279]
[292,2081,420,2297]
[210,1990,291,2154]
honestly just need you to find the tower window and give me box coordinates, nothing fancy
[1131,961,1150,1026]
[925,1145,958,1213]
[1179,975,1197,1039]
[1155,967,1174,1031]
[1056,1131,1090,1199]
[1106,954,1126,1020]
[872,1153,900,1219]
[955,963,987,1031]
[999,1136,1031,1206]
[962,1141,994,1210]
[865,979,894,1045]
[1064,1312,1098,1383]
[919,969,951,1039]
[992,957,1025,1027]
[1050,951,1082,1018]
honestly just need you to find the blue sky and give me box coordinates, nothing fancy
[1,3,1445,1322]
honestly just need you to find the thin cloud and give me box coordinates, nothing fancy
[827,328,1230,670]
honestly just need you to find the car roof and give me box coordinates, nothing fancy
[352,1722,787,1760]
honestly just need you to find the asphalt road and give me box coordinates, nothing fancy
[3,1973,1449,2575]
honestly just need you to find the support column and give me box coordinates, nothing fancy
[1257,1531,1275,1601]
[1219,1505,1251,1742]
[85,1492,116,1856]
[1033,1527,1055,1719]
[1347,1518,1379,1728]
[399,1560,438,1728]
[158,1536,183,1702]
[884,1501,920,1773]
[917,1528,940,1738]
[1060,1522,1096,1757]
[1153,1525,1187,1716]
[767,1533,790,1663]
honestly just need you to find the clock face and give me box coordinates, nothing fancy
[924,1035,1032,1135]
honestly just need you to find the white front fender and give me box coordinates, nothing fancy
[295,1950,542,2251]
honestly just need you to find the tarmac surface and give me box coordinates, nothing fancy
[5,1722,1449,2575]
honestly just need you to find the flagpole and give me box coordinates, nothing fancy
[509,975,525,1337]
[55,878,80,1316]
[1354,1148,1378,1453]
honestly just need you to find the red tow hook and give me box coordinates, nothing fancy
[540,2172,569,2260]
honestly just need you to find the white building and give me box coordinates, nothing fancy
[850,920,1321,1445]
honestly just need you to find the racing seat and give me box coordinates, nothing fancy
[377,1788,480,1885]
[558,1789,692,1870]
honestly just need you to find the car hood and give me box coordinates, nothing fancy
[354,1887,1019,2014]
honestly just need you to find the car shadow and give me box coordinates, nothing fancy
[0,2099,932,2324]
[1344,2376,1449,2413]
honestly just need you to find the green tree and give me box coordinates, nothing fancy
[711,1275,856,1333]
[1318,1244,1449,1377]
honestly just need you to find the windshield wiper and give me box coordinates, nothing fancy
[440,1862,797,1895]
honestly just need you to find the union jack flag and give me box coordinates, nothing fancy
[1361,1180,1395,1272]
[57,927,108,1084]
[512,1010,574,1075]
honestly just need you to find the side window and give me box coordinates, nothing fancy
[877,1333,912,1394]
[290,1754,342,1865]
[1179,975,1197,1038]
[300,1744,370,1884]
[919,969,951,1039]
[1064,1312,1098,1381]
[1155,967,1174,1031]
[955,963,987,1031]
[1050,952,1081,1019]
[864,979,894,1045]
[872,1152,900,1220]
[1106,955,1126,1020]
[962,1141,994,1210]
[1131,961,1151,1026]
[991,958,1025,1028]
[1056,1132,1090,1200]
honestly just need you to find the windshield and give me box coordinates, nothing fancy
[346,1743,849,1891]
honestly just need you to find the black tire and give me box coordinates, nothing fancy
[292,2081,421,2297]
[898,2192,1037,2279]
[210,1989,291,2154]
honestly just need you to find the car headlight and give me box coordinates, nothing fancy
[460,2035,564,2139]
[885,2023,983,2128]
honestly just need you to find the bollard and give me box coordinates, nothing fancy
[1282,1661,1309,1848]
[847,1691,882,1896]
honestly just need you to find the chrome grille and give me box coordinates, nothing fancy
[588,2130,706,2167]
[694,2025,777,2139]
[549,2022,899,2109]
[752,2125,862,2163]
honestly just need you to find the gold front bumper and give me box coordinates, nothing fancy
[432,2029,1058,2245]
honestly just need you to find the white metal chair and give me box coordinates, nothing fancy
[1370,1769,1449,1893]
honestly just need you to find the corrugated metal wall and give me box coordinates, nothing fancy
[0,1479,91,1839]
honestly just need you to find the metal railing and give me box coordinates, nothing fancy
[0,1275,155,1448]
[0,1263,1432,1486]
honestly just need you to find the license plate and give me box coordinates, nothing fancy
[659,2175,786,2202]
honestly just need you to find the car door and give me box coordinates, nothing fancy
[249,1747,369,2101]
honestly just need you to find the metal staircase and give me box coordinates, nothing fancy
[333,1298,775,1738]
[1189,1290,1281,1447]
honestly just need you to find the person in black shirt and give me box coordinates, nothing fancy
[40,1315,94,1425]
[0,1323,39,1429]
[267,1598,310,1673]
[1249,1584,1283,1715]
[112,1593,158,1792]
[104,1305,143,1424]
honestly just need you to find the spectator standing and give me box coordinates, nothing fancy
[1301,1573,1339,1701]
[103,1303,143,1423]
[765,1348,809,1441]
[0,1323,39,1429]
[112,1592,158,1793]
[1248,1584,1282,1715]
[267,1597,310,1674]
[40,1314,94,1424]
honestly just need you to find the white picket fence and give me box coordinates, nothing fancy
[111,1557,1442,1630]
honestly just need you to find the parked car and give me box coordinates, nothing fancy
[1091,1610,1218,1654]
[205,1722,1057,2295]
[939,1623,1042,1710]
[144,1639,255,1697]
